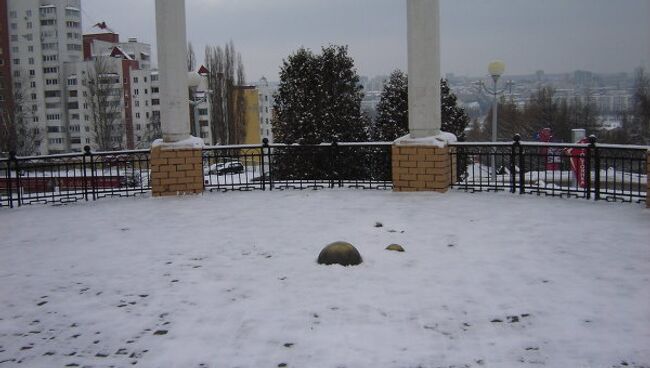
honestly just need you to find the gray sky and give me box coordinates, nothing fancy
[81,0,650,81]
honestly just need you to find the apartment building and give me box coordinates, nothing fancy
[2,0,83,154]
[256,76,275,143]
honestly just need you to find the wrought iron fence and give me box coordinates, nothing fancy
[1,146,151,208]
[202,140,393,192]
[450,135,648,204]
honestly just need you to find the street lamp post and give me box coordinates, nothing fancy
[476,60,511,176]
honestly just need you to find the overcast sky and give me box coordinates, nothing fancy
[81,0,650,81]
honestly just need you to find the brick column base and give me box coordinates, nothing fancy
[392,145,455,193]
[151,146,204,197]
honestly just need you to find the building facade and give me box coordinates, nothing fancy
[2,0,83,154]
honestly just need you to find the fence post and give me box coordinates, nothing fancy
[330,141,339,188]
[260,139,269,191]
[585,136,596,200]
[83,146,91,201]
[511,135,520,193]
[265,139,274,191]
[517,136,525,194]
[10,151,21,207]
[590,135,600,201]
[6,151,15,208]
[89,146,97,201]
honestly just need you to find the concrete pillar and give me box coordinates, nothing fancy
[151,0,204,197]
[155,0,191,143]
[407,0,441,138]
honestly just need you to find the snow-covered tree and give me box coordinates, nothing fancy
[272,45,368,180]
[272,45,366,144]
[370,73,470,141]
[371,70,408,141]
[441,79,470,139]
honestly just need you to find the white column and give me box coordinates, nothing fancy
[407,0,441,138]
[155,0,191,143]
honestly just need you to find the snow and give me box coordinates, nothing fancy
[1,190,649,368]
[152,136,204,149]
[395,132,458,147]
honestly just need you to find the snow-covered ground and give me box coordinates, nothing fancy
[0,191,648,368]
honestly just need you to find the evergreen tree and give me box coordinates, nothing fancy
[440,79,470,139]
[272,45,368,180]
[371,70,408,141]
[370,72,470,141]
[273,45,366,144]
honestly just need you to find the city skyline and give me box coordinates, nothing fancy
[80,0,650,81]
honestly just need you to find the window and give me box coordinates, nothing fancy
[41,19,56,26]
[152,99,160,106]
[44,90,60,98]
[46,79,58,85]
[198,108,208,116]
[45,102,60,109]
[28,57,35,65]
[43,67,58,74]
[135,100,140,107]
[40,7,56,15]
[47,126,60,133]
[9,11,17,18]
[134,89,139,95]
[67,44,81,51]
[151,87,159,93]
[13,59,19,65]
[29,69,35,76]
[30,81,36,88]
[31,93,37,100]
[26,10,32,17]
[67,77,77,85]
[42,43,57,50]
[66,21,80,28]
[133,77,139,83]
[67,102,79,109]
[136,124,141,130]
[28,46,34,53]
[48,138,64,145]
[26,22,33,29]
[10,35,18,42]
[11,46,19,53]
[69,90,78,97]
[70,137,81,144]
[47,114,61,120]
[24,34,33,41]
[135,112,140,119]
[43,55,58,62]
[71,114,80,120]
[10,23,17,30]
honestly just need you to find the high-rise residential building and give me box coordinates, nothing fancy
[2,0,83,154]
[256,77,275,143]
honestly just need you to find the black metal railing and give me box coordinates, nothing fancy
[1,146,150,208]
[202,140,393,192]
[450,135,648,204]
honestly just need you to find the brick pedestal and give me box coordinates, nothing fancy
[150,146,204,197]
[392,145,455,193]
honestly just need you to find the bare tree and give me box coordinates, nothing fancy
[187,42,196,72]
[138,113,162,148]
[204,41,247,145]
[0,73,42,155]
[85,57,124,151]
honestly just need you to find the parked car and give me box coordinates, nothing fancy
[207,161,245,175]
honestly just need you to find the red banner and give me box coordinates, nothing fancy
[565,137,590,188]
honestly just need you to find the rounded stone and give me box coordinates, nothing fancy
[386,244,405,252]
[317,242,363,266]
